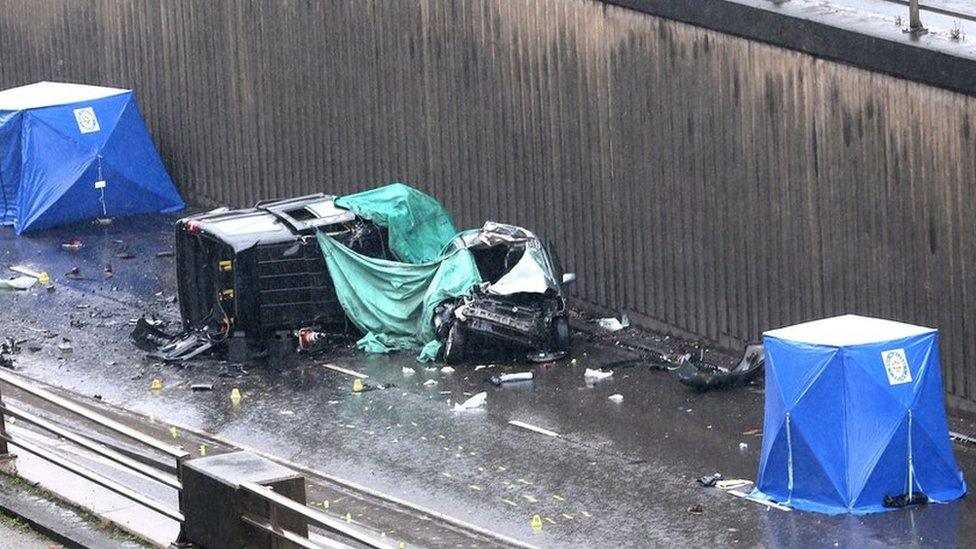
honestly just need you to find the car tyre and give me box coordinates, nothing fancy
[553,315,571,352]
[444,323,466,364]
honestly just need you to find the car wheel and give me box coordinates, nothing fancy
[444,323,466,365]
[553,315,571,351]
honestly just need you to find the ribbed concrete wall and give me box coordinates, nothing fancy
[2,0,975,411]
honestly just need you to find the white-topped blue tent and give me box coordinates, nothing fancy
[0,82,184,233]
[750,314,966,514]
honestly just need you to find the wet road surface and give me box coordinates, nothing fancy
[2,215,975,547]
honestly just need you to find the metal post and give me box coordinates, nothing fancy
[905,0,928,35]
[0,381,9,457]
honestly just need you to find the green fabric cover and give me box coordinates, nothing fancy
[334,183,459,264]
[317,232,482,361]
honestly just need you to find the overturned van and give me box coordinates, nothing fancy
[175,194,387,342]
[434,222,575,363]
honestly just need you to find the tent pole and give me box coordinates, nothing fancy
[785,412,794,504]
[907,410,914,499]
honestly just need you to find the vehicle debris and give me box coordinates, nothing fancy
[675,344,764,391]
[488,372,533,385]
[452,392,487,412]
[9,266,50,285]
[584,368,613,381]
[883,493,929,509]
[528,350,568,363]
[0,337,21,369]
[57,339,73,353]
[64,267,86,280]
[508,420,560,438]
[321,363,368,379]
[0,275,37,290]
[697,473,723,487]
[596,315,629,331]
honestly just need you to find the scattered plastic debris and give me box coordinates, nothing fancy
[531,514,543,530]
[353,379,365,393]
[150,379,163,391]
[322,363,368,379]
[230,388,243,403]
[584,368,613,381]
[738,442,749,452]
[0,276,37,290]
[61,238,83,251]
[883,493,929,508]
[423,379,438,387]
[452,392,487,412]
[402,367,416,376]
[676,344,764,391]
[190,383,214,392]
[57,339,73,354]
[155,250,175,258]
[488,372,533,386]
[697,473,723,487]
[440,366,455,374]
[715,479,752,491]
[607,393,624,403]
[528,350,568,363]
[9,265,50,285]
[596,315,630,331]
[508,420,560,438]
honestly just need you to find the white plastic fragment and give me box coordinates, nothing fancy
[402,367,416,376]
[596,315,630,331]
[452,392,487,412]
[423,379,438,387]
[584,368,613,380]
[0,276,37,290]
[440,366,456,374]
[508,420,560,438]
[497,372,533,383]
[608,394,624,403]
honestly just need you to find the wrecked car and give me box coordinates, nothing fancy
[433,222,576,364]
[175,194,387,350]
[171,184,575,364]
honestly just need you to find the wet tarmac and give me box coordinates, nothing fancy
[2,215,975,547]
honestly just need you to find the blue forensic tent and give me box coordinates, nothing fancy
[751,314,967,514]
[0,82,184,233]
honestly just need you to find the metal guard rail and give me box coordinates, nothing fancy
[239,481,392,549]
[0,370,188,525]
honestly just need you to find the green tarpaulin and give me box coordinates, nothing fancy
[320,183,481,361]
[334,183,459,264]
[317,232,481,361]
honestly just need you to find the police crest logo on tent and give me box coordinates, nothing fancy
[73,106,100,133]
[882,348,912,385]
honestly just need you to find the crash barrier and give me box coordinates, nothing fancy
[181,450,390,549]
[0,371,189,526]
[240,482,391,549]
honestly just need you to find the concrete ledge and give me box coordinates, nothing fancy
[604,0,976,96]
[0,471,147,549]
